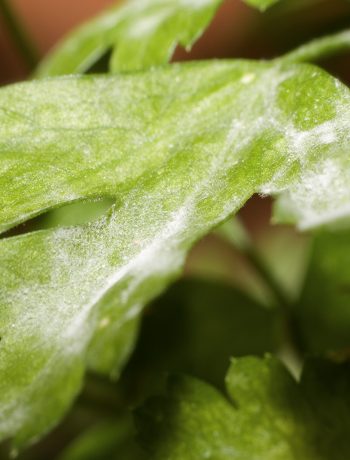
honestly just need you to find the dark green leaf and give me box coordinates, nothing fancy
[244,0,282,11]
[295,230,350,352]
[282,29,350,64]
[137,355,350,459]
[58,417,144,460]
[121,278,279,398]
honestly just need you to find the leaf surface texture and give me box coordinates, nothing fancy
[137,356,350,459]
[1,60,350,447]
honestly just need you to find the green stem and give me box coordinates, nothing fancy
[0,0,38,70]
[78,374,124,415]
[216,218,304,369]
[281,29,350,64]
[216,218,290,308]
[273,0,328,15]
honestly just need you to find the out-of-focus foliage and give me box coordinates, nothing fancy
[36,0,222,76]
[244,0,282,11]
[295,230,350,352]
[37,0,288,77]
[137,356,350,459]
[121,278,280,396]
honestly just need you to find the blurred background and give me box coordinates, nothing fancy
[1,0,350,458]
[1,0,350,84]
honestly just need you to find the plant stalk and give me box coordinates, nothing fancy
[216,218,304,370]
[0,0,38,70]
[216,218,290,308]
[281,28,350,64]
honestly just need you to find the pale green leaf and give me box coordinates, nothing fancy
[1,60,350,449]
[282,29,350,64]
[243,0,282,11]
[137,355,350,459]
[35,0,350,80]
[36,0,222,76]
[58,417,145,460]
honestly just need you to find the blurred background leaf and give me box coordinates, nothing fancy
[119,278,281,399]
[294,230,350,353]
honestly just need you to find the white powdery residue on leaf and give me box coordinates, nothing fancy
[179,0,215,9]
[0,400,30,442]
[288,156,350,229]
[287,120,339,153]
[0,226,111,358]
[303,158,342,191]
[0,286,83,442]
[260,81,350,199]
[126,8,173,38]
[274,95,350,227]
[300,203,350,230]
[240,73,256,85]
[97,6,127,29]
[119,302,143,324]
[0,353,82,447]
[61,202,190,344]
[220,446,240,457]
[260,121,339,195]
[3,60,350,449]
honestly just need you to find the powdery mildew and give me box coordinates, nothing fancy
[1,60,350,446]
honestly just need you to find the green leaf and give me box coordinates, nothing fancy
[243,0,282,11]
[137,355,350,459]
[58,416,145,460]
[36,0,222,76]
[282,29,350,64]
[35,0,350,79]
[38,0,332,78]
[121,278,279,397]
[295,229,350,352]
[1,60,350,449]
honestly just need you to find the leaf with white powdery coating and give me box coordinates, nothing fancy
[36,0,222,76]
[1,60,350,449]
[137,356,350,459]
[244,0,282,11]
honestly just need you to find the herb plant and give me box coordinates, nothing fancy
[1,0,350,458]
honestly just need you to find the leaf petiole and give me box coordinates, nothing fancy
[0,0,38,70]
[215,218,290,309]
[215,218,304,375]
[281,28,350,64]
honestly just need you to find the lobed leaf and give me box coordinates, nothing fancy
[244,0,282,11]
[120,278,279,397]
[37,0,288,79]
[1,60,350,449]
[58,416,145,460]
[36,0,222,76]
[137,355,350,459]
